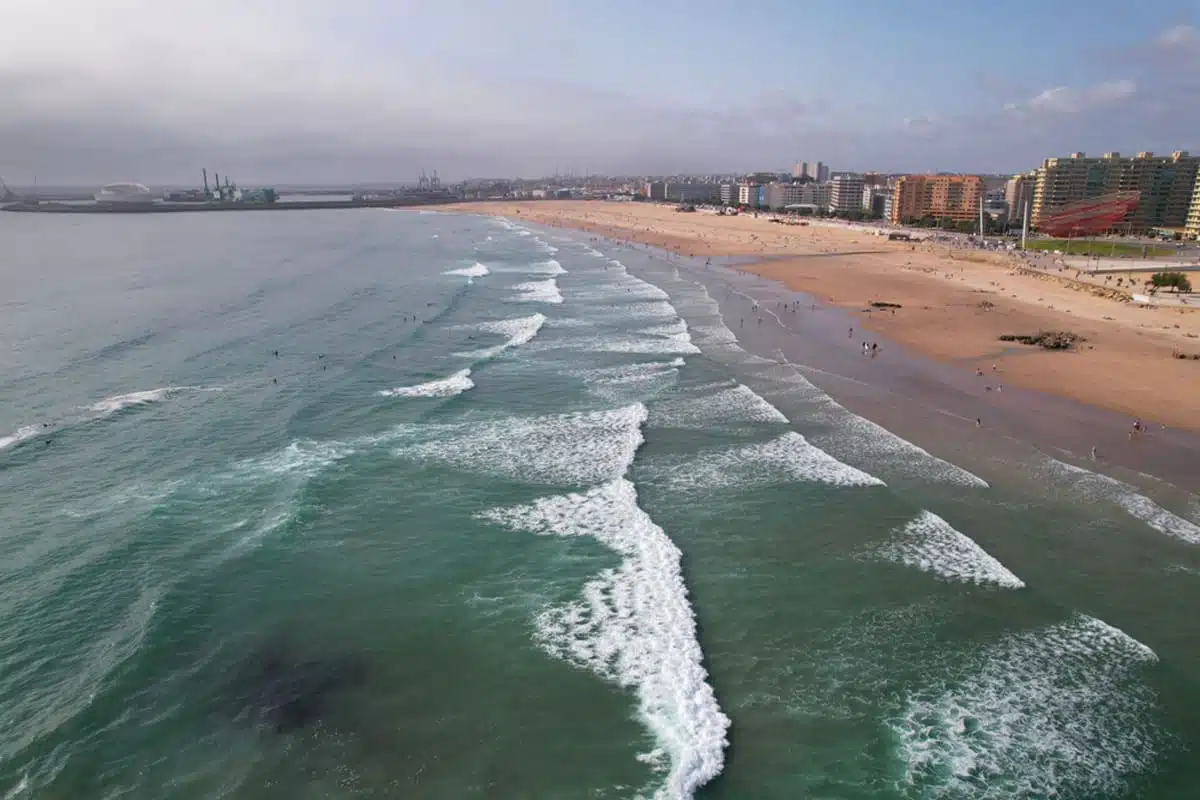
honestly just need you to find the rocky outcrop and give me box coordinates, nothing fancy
[999,331,1085,350]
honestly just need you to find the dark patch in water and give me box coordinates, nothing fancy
[227,640,368,734]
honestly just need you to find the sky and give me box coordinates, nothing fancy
[1,0,1198,185]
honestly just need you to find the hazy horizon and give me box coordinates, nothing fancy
[2,0,1198,186]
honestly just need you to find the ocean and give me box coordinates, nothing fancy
[0,208,1198,799]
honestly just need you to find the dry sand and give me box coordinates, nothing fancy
[446,201,1200,431]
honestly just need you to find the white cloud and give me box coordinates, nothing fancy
[1158,24,1198,48]
[1022,79,1136,113]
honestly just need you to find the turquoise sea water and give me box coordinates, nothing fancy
[0,209,1198,798]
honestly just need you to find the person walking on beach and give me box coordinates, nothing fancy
[848,327,854,339]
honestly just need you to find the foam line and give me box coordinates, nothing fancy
[393,404,648,485]
[642,267,988,487]
[892,614,1160,798]
[574,360,684,404]
[443,262,489,278]
[478,479,729,798]
[1045,457,1200,545]
[655,432,884,490]
[379,369,473,398]
[870,511,1025,589]
[456,313,546,359]
[755,365,989,488]
[651,383,788,429]
[512,278,564,304]
[88,387,182,416]
[0,425,41,451]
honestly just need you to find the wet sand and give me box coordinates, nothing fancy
[554,231,1200,495]
[680,257,1200,494]
[445,201,1200,434]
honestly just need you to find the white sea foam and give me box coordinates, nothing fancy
[478,479,729,798]
[638,319,691,339]
[88,387,182,416]
[642,269,988,488]
[755,365,989,488]
[0,425,41,451]
[529,259,567,276]
[379,369,474,398]
[583,334,701,356]
[457,313,547,359]
[233,438,358,480]
[443,262,489,278]
[892,614,1160,798]
[512,278,564,304]
[394,404,647,485]
[870,511,1025,589]
[1045,457,1200,545]
[650,383,788,429]
[574,359,684,404]
[588,301,679,321]
[653,432,883,491]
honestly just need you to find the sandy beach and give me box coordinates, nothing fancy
[447,201,1200,433]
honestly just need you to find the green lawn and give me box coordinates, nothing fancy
[1024,239,1176,258]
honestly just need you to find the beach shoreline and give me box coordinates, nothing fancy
[439,201,1200,492]
[441,201,1200,436]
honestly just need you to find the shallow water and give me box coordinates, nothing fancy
[0,209,1197,798]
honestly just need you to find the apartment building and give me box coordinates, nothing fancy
[737,183,761,207]
[1185,171,1200,239]
[862,184,891,216]
[1030,151,1200,233]
[1005,173,1034,225]
[765,181,832,210]
[665,182,721,203]
[829,175,865,214]
[644,181,666,201]
[888,174,985,224]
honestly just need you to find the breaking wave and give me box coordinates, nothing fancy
[379,369,474,398]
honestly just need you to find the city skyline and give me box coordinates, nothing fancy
[1,0,1198,185]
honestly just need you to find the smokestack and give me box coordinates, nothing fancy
[203,169,209,195]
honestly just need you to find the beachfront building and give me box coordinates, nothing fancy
[1186,172,1200,240]
[888,174,985,224]
[764,181,830,210]
[1030,151,1200,233]
[1005,173,1034,225]
[737,183,762,207]
[862,184,891,216]
[719,182,738,206]
[644,181,666,201]
[665,182,721,204]
[829,175,866,214]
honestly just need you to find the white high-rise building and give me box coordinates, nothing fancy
[829,174,865,213]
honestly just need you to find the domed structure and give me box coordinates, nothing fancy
[95,182,154,204]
